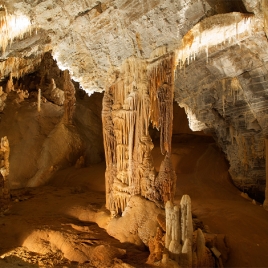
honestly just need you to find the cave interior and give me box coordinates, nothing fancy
[0,0,268,267]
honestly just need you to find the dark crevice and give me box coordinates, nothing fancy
[75,1,102,19]
[206,0,248,14]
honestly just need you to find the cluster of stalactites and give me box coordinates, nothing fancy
[103,54,179,215]
[176,12,254,67]
[148,54,175,155]
[0,5,32,52]
[0,56,44,82]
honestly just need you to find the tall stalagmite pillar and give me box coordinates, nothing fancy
[102,53,177,216]
[102,57,154,216]
[63,70,76,125]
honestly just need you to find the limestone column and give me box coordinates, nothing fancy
[63,70,76,125]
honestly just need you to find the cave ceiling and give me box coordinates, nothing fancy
[0,0,264,94]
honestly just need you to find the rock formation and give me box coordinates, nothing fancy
[14,89,29,104]
[0,136,10,211]
[102,57,152,215]
[5,73,14,94]
[146,195,215,267]
[47,78,65,106]
[63,70,76,125]
[165,196,194,266]
[102,53,177,215]
[0,86,7,112]
[37,88,41,112]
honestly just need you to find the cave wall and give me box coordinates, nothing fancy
[174,12,268,202]
[0,53,104,188]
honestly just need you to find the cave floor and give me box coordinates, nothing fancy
[0,135,268,267]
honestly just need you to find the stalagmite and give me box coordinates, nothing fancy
[147,227,165,264]
[37,88,41,112]
[47,78,65,106]
[165,201,181,262]
[0,86,7,112]
[0,136,10,211]
[155,154,177,203]
[180,195,193,267]
[5,73,14,94]
[164,195,193,266]
[193,229,215,268]
[14,89,29,104]
[63,70,76,125]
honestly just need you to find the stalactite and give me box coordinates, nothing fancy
[230,77,242,104]
[0,5,32,52]
[148,54,175,155]
[63,70,76,125]
[176,13,254,67]
[0,136,10,211]
[0,56,43,81]
[5,72,14,94]
[102,88,116,211]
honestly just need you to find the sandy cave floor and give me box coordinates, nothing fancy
[1,135,268,267]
